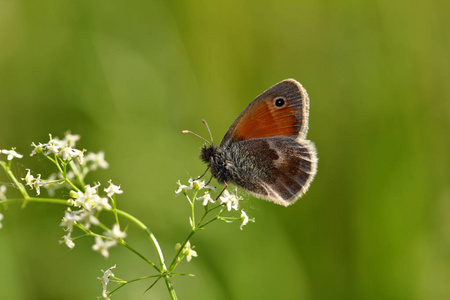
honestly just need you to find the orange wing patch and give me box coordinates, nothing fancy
[233,99,302,141]
[220,79,308,147]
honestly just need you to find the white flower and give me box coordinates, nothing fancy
[104,180,123,198]
[60,209,77,232]
[30,142,45,156]
[22,170,44,195]
[205,185,216,192]
[23,169,35,188]
[105,224,127,240]
[45,135,63,154]
[95,196,112,211]
[59,147,72,161]
[196,191,215,206]
[98,265,116,300]
[175,241,198,262]
[61,207,99,231]
[0,185,7,200]
[59,147,84,164]
[33,174,44,195]
[84,151,109,170]
[72,190,87,208]
[92,236,117,258]
[239,210,255,230]
[70,148,84,164]
[77,209,100,229]
[63,132,80,147]
[73,183,111,211]
[189,178,216,192]
[190,178,205,190]
[0,213,4,229]
[175,180,193,195]
[219,189,241,211]
[1,148,23,160]
[62,234,75,249]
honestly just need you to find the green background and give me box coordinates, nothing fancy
[1,0,449,299]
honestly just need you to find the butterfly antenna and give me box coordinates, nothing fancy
[201,119,214,144]
[181,130,211,146]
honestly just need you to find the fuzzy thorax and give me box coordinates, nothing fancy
[200,144,230,184]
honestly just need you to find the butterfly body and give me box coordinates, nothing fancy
[199,79,317,206]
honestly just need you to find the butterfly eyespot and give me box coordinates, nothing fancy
[274,97,286,108]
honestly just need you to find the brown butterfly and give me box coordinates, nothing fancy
[186,79,317,206]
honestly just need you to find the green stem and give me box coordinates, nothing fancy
[0,197,164,272]
[0,197,67,206]
[49,154,65,175]
[195,206,211,228]
[0,197,67,205]
[65,179,80,192]
[168,230,196,272]
[116,209,167,271]
[164,276,178,300]
[191,191,197,228]
[109,274,161,295]
[76,224,159,274]
[69,160,85,188]
[0,161,30,200]
[120,240,160,273]
[199,216,220,228]
[110,196,120,228]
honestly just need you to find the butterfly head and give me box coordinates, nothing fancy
[200,144,219,164]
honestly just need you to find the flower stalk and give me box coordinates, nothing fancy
[0,132,254,299]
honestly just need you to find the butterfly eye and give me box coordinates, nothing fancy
[274,97,286,108]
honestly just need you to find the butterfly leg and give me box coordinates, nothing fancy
[215,182,228,201]
[205,173,214,186]
[195,165,211,181]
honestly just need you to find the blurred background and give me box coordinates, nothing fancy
[0,0,449,299]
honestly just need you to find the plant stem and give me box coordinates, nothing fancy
[199,216,220,228]
[110,196,120,228]
[120,240,160,273]
[168,229,196,272]
[0,197,67,205]
[110,274,161,296]
[69,160,86,188]
[164,275,178,300]
[0,161,30,200]
[116,209,167,270]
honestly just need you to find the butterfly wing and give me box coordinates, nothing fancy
[223,137,317,206]
[215,79,317,205]
[220,79,310,148]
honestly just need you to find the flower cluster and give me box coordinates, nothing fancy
[1,130,261,299]
[3,132,109,197]
[61,181,124,257]
[22,169,45,195]
[218,189,241,211]
[176,178,255,230]
[31,133,84,163]
[31,132,109,173]
[175,178,216,196]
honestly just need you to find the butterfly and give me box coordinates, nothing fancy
[185,79,318,206]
